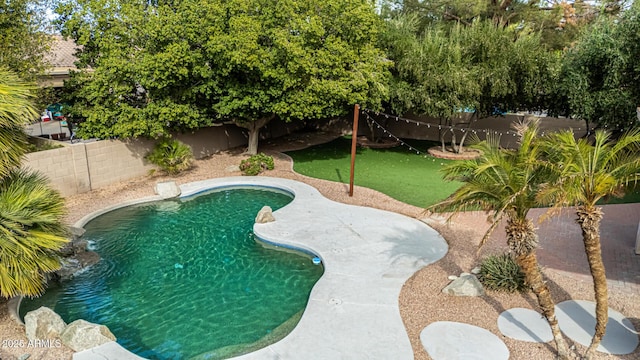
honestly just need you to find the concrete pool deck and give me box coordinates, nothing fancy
[73,177,448,360]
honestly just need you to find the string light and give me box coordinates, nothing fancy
[359,108,601,156]
[360,108,598,138]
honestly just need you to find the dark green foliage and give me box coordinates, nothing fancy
[478,253,528,293]
[381,17,556,119]
[239,153,275,176]
[58,0,389,154]
[145,139,193,175]
[555,2,640,132]
[0,0,51,81]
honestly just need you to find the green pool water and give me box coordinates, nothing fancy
[20,187,324,359]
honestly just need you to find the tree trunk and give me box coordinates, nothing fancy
[458,130,469,154]
[585,118,591,137]
[457,111,477,153]
[235,116,275,155]
[448,118,459,153]
[506,218,571,359]
[576,205,607,359]
[367,117,377,143]
[451,129,459,153]
[439,118,446,152]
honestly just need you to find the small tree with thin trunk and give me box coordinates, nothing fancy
[430,121,571,359]
[539,129,640,359]
[381,17,555,154]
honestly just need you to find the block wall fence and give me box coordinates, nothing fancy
[23,113,584,197]
[23,120,300,196]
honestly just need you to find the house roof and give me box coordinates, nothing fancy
[45,34,80,73]
[39,34,82,87]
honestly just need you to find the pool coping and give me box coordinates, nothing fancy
[67,176,448,360]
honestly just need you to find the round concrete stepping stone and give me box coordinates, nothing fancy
[421,321,509,360]
[498,308,553,343]
[555,300,639,355]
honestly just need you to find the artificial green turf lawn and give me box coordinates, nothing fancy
[285,136,640,208]
[285,136,463,208]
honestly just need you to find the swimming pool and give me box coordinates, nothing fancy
[19,187,324,359]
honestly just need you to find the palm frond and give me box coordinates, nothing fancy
[0,169,68,298]
[0,68,37,177]
[541,128,640,207]
[430,122,545,249]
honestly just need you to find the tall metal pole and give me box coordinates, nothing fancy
[349,104,360,197]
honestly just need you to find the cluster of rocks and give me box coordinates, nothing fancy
[24,307,116,352]
[442,267,485,297]
[54,227,100,281]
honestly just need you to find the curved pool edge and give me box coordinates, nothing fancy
[73,195,165,229]
[65,176,448,360]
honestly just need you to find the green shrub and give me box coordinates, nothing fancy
[146,139,194,175]
[478,253,528,293]
[239,153,275,176]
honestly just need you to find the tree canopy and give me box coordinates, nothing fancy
[377,0,609,50]
[59,0,390,153]
[0,0,52,80]
[381,15,555,120]
[556,1,640,132]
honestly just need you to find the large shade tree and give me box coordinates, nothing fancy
[381,16,555,153]
[429,121,571,359]
[0,69,68,298]
[58,0,390,154]
[539,129,640,359]
[377,0,603,49]
[555,2,640,133]
[0,0,52,81]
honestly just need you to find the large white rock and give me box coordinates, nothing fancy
[61,319,116,352]
[24,307,66,341]
[154,181,181,199]
[442,274,485,296]
[255,206,275,224]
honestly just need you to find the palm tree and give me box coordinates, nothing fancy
[0,68,35,178]
[0,169,69,298]
[430,121,571,359]
[540,129,640,359]
[0,68,68,298]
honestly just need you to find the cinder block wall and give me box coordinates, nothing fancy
[24,146,80,196]
[22,121,299,196]
[83,139,156,190]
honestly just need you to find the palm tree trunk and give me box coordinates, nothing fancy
[506,218,570,359]
[576,205,607,359]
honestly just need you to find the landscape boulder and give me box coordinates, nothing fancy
[24,307,66,341]
[60,319,116,352]
[154,181,181,199]
[255,206,275,224]
[69,226,86,240]
[55,250,100,280]
[442,274,485,297]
